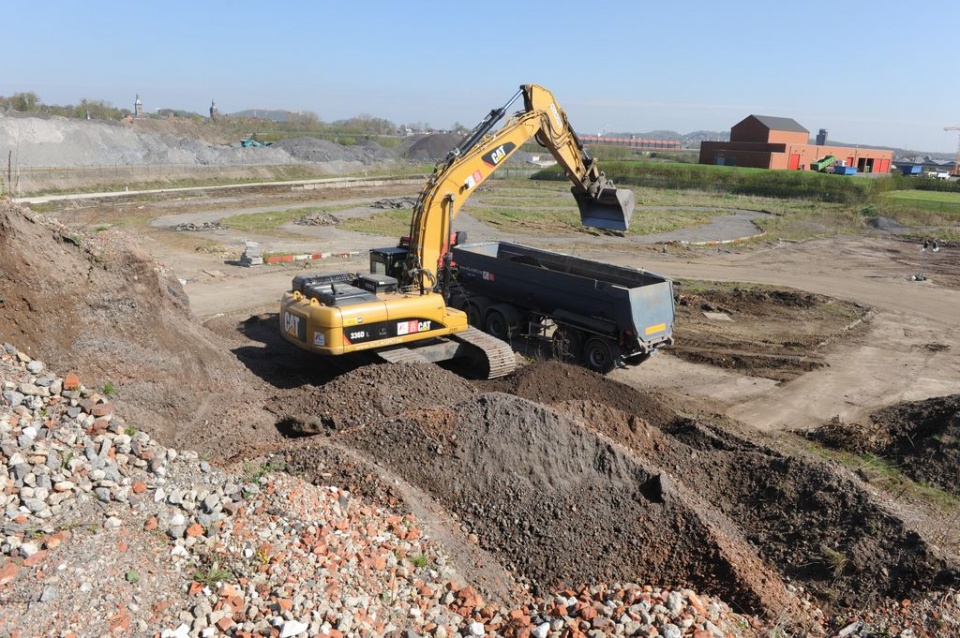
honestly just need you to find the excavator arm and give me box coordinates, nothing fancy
[406,84,634,292]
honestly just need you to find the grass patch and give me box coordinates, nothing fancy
[192,562,235,586]
[820,545,848,578]
[222,206,332,233]
[884,190,960,204]
[339,208,413,237]
[801,442,960,513]
[243,458,286,483]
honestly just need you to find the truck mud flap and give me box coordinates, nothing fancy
[574,187,635,232]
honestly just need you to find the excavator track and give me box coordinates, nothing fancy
[376,347,433,365]
[453,326,516,379]
[376,328,516,379]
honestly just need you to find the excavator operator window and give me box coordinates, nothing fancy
[370,247,409,282]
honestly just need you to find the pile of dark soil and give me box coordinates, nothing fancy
[293,211,339,226]
[485,359,676,427]
[335,391,804,621]
[810,395,960,497]
[276,357,960,628]
[0,201,279,460]
[266,362,476,433]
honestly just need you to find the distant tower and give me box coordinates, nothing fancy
[816,128,828,145]
[134,94,144,119]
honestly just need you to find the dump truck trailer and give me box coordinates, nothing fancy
[449,241,675,373]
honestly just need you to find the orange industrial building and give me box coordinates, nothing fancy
[699,115,894,174]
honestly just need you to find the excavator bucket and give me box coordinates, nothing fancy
[574,185,635,232]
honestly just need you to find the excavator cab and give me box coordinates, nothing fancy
[574,184,635,232]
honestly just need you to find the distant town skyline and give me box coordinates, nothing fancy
[4,1,959,153]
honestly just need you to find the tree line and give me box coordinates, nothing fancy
[0,92,465,140]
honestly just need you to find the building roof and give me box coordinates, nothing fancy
[741,115,809,134]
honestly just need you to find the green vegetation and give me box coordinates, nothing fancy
[222,206,340,234]
[409,553,430,569]
[243,459,286,483]
[882,189,960,213]
[102,382,116,396]
[539,161,877,203]
[803,443,960,513]
[192,562,235,586]
[820,545,848,579]
[339,208,413,237]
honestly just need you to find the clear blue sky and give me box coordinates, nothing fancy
[5,1,959,153]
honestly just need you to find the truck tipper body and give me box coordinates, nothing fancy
[450,241,675,372]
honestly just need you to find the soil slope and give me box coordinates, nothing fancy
[0,201,280,458]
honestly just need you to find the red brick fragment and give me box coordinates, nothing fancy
[63,373,80,390]
[23,550,49,568]
[0,560,20,586]
[91,403,114,417]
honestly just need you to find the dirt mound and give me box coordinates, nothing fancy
[293,211,339,226]
[266,362,476,434]
[254,354,960,618]
[334,392,811,623]
[485,360,676,427]
[810,395,960,497]
[0,201,278,459]
[398,133,461,161]
[273,136,395,164]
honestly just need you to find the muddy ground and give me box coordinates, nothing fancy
[3,182,960,633]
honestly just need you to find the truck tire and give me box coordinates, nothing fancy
[583,336,620,374]
[484,303,523,341]
[484,307,511,340]
[552,327,583,363]
[465,298,490,327]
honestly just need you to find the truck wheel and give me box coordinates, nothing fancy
[583,337,620,374]
[552,328,583,363]
[465,298,490,327]
[484,308,511,340]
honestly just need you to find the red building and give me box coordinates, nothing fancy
[699,115,893,174]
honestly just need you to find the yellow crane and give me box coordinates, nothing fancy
[947,124,960,176]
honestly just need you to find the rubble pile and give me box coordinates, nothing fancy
[1,344,777,637]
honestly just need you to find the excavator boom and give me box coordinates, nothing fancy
[407,84,634,289]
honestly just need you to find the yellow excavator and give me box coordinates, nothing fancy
[279,84,635,378]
